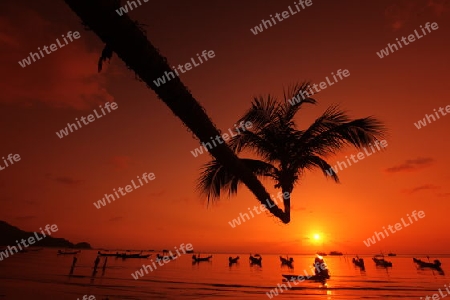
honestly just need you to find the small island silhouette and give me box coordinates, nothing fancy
[0,221,92,249]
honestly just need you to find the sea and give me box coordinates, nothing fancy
[0,249,449,299]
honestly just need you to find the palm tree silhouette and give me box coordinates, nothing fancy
[198,83,386,217]
[63,0,289,222]
[63,1,386,224]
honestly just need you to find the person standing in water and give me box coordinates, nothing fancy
[92,255,100,275]
[102,257,108,275]
[69,256,78,275]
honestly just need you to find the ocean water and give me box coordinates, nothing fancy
[0,249,448,299]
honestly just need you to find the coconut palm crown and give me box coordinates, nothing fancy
[198,83,386,218]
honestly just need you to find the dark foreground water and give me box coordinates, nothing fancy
[0,249,448,299]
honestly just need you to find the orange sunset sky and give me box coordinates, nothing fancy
[0,0,449,254]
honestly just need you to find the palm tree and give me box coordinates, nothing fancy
[63,0,289,222]
[198,83,386,218]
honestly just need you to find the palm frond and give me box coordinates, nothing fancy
[228,130,278,161]
[197,159,279,203]
[98,44,113,73]
[296,155,339,183]
[297,105,386,157]
[281,82,317,122]
[235,95,281,130]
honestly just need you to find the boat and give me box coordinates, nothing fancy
[373,255,392,267]
[228,256,239,266]
[118,252,150,259]
[192,254,212,262]
[282,256,330,282]
[280,256,294,268]
[156,253,176,261]
[28,247,43,252]
[186,250,194,254]
[316,252,327,257]
[413,258,442,270]
[97,251,120,257]
[329,251,343,256]
[119,254,150,259]
[282,273,329,282]
[352,256,365,269]
[249,254,262,266]
[57,250,80,255]
[387,252,396,256]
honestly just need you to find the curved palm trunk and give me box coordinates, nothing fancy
[282,189,292,218]
[63,0,290,223]
[281,181,293,219]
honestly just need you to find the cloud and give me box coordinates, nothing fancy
[427,0,449,16]
[437,192,450,197]
[384,0,448,31]
[55,177,84,185]
[148,190,166,197]
[0,5,114,110]
[403,184,440,194]
[109,156,132,171]
[45,174,84,186]
[292,206,306,212]
[0,197,38,205]
[385,157,434,173]
[15,215,36,220]
[384,0,418,30]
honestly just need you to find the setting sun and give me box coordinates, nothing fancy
[314,234,321,240]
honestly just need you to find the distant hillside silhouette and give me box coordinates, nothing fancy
[0,221,92,249]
